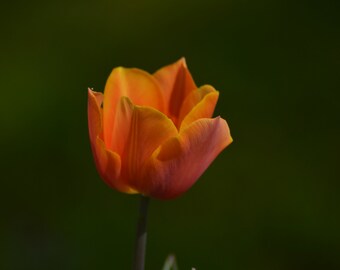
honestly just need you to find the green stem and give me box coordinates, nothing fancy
[133,195,150,270]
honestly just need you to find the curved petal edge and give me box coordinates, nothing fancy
[141,117,233,199]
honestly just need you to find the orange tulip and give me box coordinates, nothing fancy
[88,58,232,199]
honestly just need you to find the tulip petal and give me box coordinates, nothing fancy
[178,85,219,129]
[88,89,135,193]
[103,67,164,150]
[88,88,103,143]
[153,58,197,124]
[94,137,136,193]
[141,117,233,199]
[111,97,178,192]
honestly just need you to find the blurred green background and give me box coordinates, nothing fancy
[1,0,339,269]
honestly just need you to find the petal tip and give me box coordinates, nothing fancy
[229,135,234,144]
[88,88,103,99]
[179,57,187,68]
[88,87,95,94]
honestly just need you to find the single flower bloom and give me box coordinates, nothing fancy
[88,58,232,199]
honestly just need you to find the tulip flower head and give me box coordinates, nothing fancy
[88,58,232,199]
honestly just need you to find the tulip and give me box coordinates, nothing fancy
[88,58,232,200]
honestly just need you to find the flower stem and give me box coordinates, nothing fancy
[133,195,150,270]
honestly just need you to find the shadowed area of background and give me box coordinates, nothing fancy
[1,0,339,269]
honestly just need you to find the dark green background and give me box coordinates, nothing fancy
[1,0,339,269]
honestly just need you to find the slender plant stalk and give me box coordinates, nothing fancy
[133,195,150,270]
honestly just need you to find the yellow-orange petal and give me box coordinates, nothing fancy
[111,97,178,191]
[88,89,135,193]
[103,67,164,150]
[88,88,103,143]
[141,117,233,199]
[153,58,197,123]
[178,85,219,129]
[92,137,136,193]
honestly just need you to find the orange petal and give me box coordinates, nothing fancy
[88,89,135,193]
[103,68,164,150]
[93,137,136,193]
[111,97,178,192]
[141,117,233,199]
[88,88,103,143]
[153,58,197,124]
[178,85,219,129]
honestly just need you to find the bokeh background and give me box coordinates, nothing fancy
[1,0,339,269]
